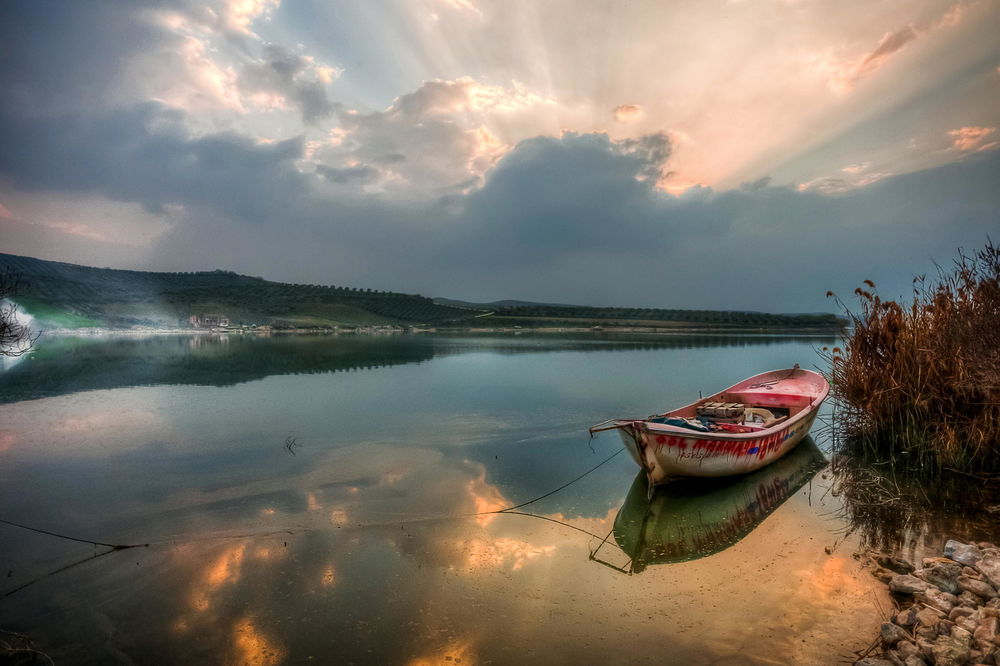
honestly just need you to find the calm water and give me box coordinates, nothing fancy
[1,332,996,664]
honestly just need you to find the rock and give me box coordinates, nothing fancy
[931,632,972,666]
[880,554,917,575]
[921,562,964,594]
[916,637,936,657]
[883,622,911,644]
[938,620,954,636]
[962,591,985,607]
[951,607,977,622]
[873,567,896,583]
[892,574,930,595]
[897,640,920,659]
[916,625,939,641]
[977,555,1000,590]
[956,614,978,633]
[961,574,1000,599]
[885,650,906,666]
[974,615,998,645]
[953,626,973,641]
[916,607,945,628]
[989,598,1000,610]
[918,586,959,612]
[947,540,985,567]
[855,659,893,666]
[898,606,921,626]
[903,658,927,666]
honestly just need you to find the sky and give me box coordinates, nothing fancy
[0,0,997,312]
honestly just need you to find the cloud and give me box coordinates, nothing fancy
[613,104,642,122]
[614,132,672,182]
[948,126,997,152]
[238,44,339,122]
[827,2,965,94]
[311,77,551,193]
[0,103,307,223]
[315,164,380,186]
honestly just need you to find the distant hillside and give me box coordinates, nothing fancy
[434,297,585,309]
[0,253,845,331]
[476,304,844,329]
[0,253,476,328]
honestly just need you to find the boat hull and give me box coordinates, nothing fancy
[594,367,828,483]
[617,408,819,482]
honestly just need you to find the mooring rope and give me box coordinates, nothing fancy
[0,518,147,550]
[478,447,624,515]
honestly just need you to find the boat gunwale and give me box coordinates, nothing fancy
[609,367,829,441]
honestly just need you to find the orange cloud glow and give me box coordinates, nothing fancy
[613,104,642,122]
[948,126,997,151]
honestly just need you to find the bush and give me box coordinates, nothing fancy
[826,241,1000,471]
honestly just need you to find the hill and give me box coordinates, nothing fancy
[0,253,475,328]
[0,253,845,331]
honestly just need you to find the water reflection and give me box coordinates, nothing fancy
[2,333,893,664]
[0,332,836,404]
[829,452,1000,561]
[603,439,827,572]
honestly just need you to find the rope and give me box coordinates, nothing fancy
[748,364,799,389]
[0,518,147,550]
[478,447,624,515]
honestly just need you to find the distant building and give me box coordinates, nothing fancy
[190,314,230,328]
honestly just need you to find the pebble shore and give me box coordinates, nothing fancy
[856,539,1000,666]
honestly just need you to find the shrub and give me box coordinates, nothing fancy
[826,241,1000,471]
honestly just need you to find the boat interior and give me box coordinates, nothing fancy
[649,389,815,434]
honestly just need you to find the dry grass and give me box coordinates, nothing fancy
[824,241,1000,471]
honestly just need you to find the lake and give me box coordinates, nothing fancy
[2,332,997,664]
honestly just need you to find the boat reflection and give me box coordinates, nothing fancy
[598,438,826,573]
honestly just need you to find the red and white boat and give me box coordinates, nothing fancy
[590,366,828,486]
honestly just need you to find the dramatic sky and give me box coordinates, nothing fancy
[1,0,998,311]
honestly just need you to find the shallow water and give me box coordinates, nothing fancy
[0,332,996,664]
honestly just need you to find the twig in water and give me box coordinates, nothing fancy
[284,436,300,455]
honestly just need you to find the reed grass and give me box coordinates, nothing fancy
[824,241,1000,471]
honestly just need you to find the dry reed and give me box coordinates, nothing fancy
[824,241,1000,471]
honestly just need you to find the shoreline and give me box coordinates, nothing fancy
[855,539,1000,665]
[34,324,842,339]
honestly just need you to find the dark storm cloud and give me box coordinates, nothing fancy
[0,103,306,221]
[0,0,168,114]
[443,133,670,265]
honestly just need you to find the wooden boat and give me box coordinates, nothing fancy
[593,438,826,573]
[589,366,828,486]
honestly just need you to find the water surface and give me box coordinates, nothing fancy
[1,332,995,664]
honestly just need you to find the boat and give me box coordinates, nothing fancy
[592,438,826,573]
[589,365,828,486]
